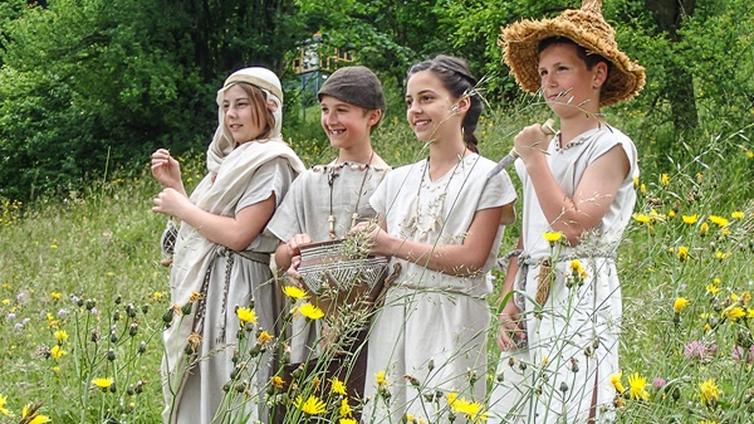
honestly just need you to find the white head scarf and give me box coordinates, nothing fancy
[206,67,285,173]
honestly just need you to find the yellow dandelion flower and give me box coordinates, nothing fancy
[282,285,307,299]
[0,393,11,417]
[91,377,113,390]
[746,150,754,159]
[50,291,62,301]
[730,292,740,302]
[50,243,58,250]
[331,377,347,396]
[627,373,650,401]
[667,209,676,219]
[54,330,69,344]
[673,297,690,314]
[236,307,257,325]
[405,414,416,423]
[705,284,720,296]
[21,403,31,418]
[743,291,752,304]
[339,398,352,417]
[640,183,647,194]
[610,371,625,393]
[375,370,387,387]
[699,379,720,405]
[543,231,563,244]
[151,291,165,301]
[50,345,66,360]
[649,209,666,221]
[1,299,9,306]
[725,306,746,321]
[699,222,709,236]
[708,215,729,227]
[257,330,273,345]
[682,214,699,225]
[731,211,745,220]
[447,392,488,421]
[633,176,640,188]
[29,415,51,424]
[714,251,731,261]
[720,227,731,237]
[676,246,689,262]
[270,375,284,390]
[298,303,325,320]
[294,395,326,415]
[632,213,652,225]
[339,419,357,424]
[188,291,203,303]
[747,309,754,319]
[660,173,670,186]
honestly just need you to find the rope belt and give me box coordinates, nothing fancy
[192,247,272,344]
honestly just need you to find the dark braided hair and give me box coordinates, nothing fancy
[407,55,483,153]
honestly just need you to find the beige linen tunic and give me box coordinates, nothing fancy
[266,161,390,363]
[488,126,639,423]
[364,153,516,423]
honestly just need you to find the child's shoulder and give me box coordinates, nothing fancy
[593,125,635,149]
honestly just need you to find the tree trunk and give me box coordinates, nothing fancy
[645,0,698,131]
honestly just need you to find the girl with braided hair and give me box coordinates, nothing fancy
[353,55,516,422]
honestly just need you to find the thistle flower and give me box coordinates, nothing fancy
[731,345,754,364]
[683,340,717,362]
[699,379,720,405]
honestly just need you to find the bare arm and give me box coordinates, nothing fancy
[361,206,505,276]
[497,236,525,351]
[152,188,276,251]
[514,125,629,245]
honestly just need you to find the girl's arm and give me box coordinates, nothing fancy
[497,237,525,351]
[515,125,629,245]
[152,188,276,251]
[361,205,506,276]
[151,149,188,196]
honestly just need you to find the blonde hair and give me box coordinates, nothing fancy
[232,82,276,140]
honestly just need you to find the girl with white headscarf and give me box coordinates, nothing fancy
[150,67,305,423]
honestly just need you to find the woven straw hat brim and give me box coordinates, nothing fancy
[500,10,646,107]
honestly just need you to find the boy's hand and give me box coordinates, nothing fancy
[513,124,550,163]
[151,149,182,189]
[286,233,312,257]
[497,303,526,351]
[286,255,303,287]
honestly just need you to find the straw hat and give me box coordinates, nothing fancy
[499,0,645,107]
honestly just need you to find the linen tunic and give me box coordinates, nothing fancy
[488,126,638,423]
[266,161,390,363]
[173,158,295,424]
[364,153,516,423]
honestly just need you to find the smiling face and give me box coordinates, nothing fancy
[319,95,380,150]
[404,70,464,143]
[538,42,607,118]
[222,84,269,144]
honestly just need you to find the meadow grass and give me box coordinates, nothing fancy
[0,104,752,422]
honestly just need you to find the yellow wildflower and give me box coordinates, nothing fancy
[720,227,731,237]
[188,291,203,303]
[705,284,720,296]
[1,299,9,306]
[282,285,307,299]
[714,251,731,261]
[660,173,670,186]
[405,414,416,423]
[330,377,347,396]
[743,291,751,304]
[640,183,647,194]
[339,398,353,417]
[730,292,740,302]
[298,303,325,320]
[673,297,690,314]
[50,345,66,360]
[666,209,676,219]
[699,379,720,405]
[699,222,709,236]
[50,291,62,301]
[257,330,273,345]
[236,307,257,325]
[294,395,326,415]
[747,309,754,319]
[725,306,746,321]
[376,370,387,387]
[632,213,652,225]
[682,214,699,225]
[0,393,11,417]
[543,231,563,244]
[91,377,114,390]
[610,371,625,393]
[633,176,640,188]
[54,330,69,344]
[29,415,51,424]
[151,291,165,301]
[699,420,717,424]
[747,150,754,159]
[270,375,284,390]
[447,392,488,421]
[708,215,729,227]
[627,373,650,401]
[731,211,745,220]
[339,419,357,424]
[676,246,689,262]
[703,323,712,332]
[649,209,666,222]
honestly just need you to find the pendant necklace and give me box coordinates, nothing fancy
[327,150,375,239]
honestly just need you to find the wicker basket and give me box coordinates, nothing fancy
[298,239,388,312]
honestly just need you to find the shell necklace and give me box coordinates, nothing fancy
[327,150,375,239]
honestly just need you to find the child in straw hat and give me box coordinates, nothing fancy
[490,0,645,422]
